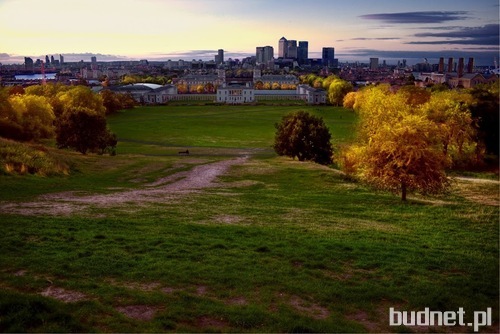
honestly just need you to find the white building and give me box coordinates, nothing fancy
[297,85,327,104]
[217,83,254,104]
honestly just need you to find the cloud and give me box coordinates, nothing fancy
[359,11,469,24]
[337,48,498,66]
[408,24,499,46]
[350,37,400,41]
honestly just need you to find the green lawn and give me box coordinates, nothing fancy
[0,105,498,333]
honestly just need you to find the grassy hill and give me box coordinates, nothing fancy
[0,105,497,332]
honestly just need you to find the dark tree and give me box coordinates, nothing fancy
[470,83,499,156]
[56,108,117,154]
[273,111,333,165]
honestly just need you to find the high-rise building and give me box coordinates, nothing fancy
[59,54,64,64]
[370,57,379,70]
[45,55,50,64]
[91,56,97,63]
[298,41,308,65]
[322,47,335,67]
[278,37,288,58]
[287,40,297,59]
[24,57,34,71]
[256,46,274,64]
[215,49,224,65]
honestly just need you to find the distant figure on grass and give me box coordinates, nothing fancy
[178,149,189,155]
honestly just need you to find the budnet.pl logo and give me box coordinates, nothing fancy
[389,307,492,332]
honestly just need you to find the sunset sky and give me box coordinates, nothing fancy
[0,0,498,65]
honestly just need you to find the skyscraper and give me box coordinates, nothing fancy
[370,58,379,70]
[287,40,297,59]
[298,41,308,65]
[215,49,224,65]
[24,57,34,71]
[278,37,288,58]
[45,55,50,64]
[322,47,335,67]
[60,54,64,64]
[256,46,274,64]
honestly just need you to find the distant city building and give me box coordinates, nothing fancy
[322,47,335,67]
[50,55,55,64]
[278,37,288,58]
[287,40,297,59]
[45,55,50,64]
[256,46,274,64]
[370,57,379,70]
[215,49,224,65]
[24,57,34,71]
[91,56,97,63]
[60,54,64,64]
[297,41,308,65]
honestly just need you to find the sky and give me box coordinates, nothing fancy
[0,0,499,65]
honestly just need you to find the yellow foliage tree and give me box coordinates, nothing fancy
[343,114,450,201]
[8,94,55,141]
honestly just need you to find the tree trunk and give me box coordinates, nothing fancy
[401,182,407,201]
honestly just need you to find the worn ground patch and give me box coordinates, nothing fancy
[116,305,161,321]
[0,156,249,217]
[40,286,87,303]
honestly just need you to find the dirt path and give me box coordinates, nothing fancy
[0,156,248,216]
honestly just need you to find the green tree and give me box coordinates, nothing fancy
[273,111,333,165]
[56,107,116,155]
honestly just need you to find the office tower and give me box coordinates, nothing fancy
[467,57,474,73]
[24,57,34,71]
[215,49,224,65]
[45,55,50,64]
[370,57,379,70]
[298,41,308,65]
[50,55,55,64]
[278,37,288,58]
[91,56,97,63]
[256,46,274,64]
[60,54,64,64]
[287,40,297,59]
[322,47,335,67]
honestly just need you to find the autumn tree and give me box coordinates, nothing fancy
[328,79,353,106]
[56,107,116,154]
[7,94,55,141]
[274,111,333,165]
[342,114,450,201]
[341,85,452,200]
[343,91,357,109]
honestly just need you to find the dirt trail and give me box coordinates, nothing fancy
[0,156,248,216]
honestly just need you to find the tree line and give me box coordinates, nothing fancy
[274,81,499,200]
[0,84,135,154]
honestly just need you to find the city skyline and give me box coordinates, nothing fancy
[0,0,499,66]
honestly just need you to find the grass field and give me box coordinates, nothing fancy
[0,105,498,333]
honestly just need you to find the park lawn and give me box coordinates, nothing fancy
[0,105,498,332]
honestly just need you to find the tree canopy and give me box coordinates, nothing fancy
[273,111,333,165]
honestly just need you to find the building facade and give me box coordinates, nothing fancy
[256,46,274,64]
[216,83,255,104]
[322,47,335,67]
